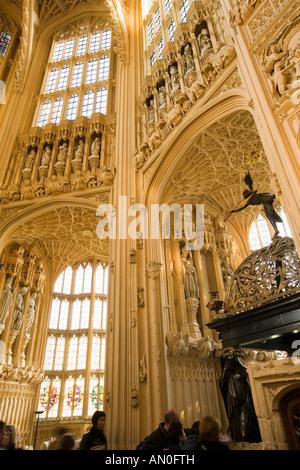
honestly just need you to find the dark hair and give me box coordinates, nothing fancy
[164,409,179,425]
[92,410,106,427]
[0,421,6,431]
[190,421,200,435]
[57,434,75,450]
[168,421,184,445]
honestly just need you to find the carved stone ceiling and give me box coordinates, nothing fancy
[9,206,108,273]
[162,110,273,217]
[36,0,110,24]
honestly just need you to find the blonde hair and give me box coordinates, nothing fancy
[199,416,220,442]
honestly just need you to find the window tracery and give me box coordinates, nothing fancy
[38,260,108,420]
[35,20,112,128]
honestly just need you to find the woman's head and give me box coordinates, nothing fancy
[92,411,106,430]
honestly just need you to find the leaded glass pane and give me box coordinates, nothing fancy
[83,264,92,293]
[73,377,85,416]
[66,94,79,121]
[38,100,51,128]
[72,62,83,87]
[88,376,104,415]
[168,19,175,41]
[62,266,72,294]
[54,336,65,370]
[81,299,90,329]
[95,88,107,115]
[102,300,107,329]
[71,299,81,330]
[38,376,51,412]
[180,0,189,22]
[93,298,102,329]
[98,56,109,81]
[148,19,154,43]
[52,42,64,62]
[67,336,78,370]
[62,377,75,417]
[95,264,104,294]
[77,335,87,369]
[47,377,61,418]
[82,90,94,118]
[54,271,63,293]
[100,336,106,370]
[103,266,108,295]
[44,335,56,369]
[45,69,58,93]
[91,335,101,370]
[90,32,101,52]
[77,36,87,55]
[86,58,98,84]
[75,265,84,294]
[64,39,75,59]
[57,66,69,90]
[101,30,111,50]
[51,97,63,124]
[49,298,60,330]
[58,300,69,330]
[155,7,161,29]
[0,32,11,56]
[165,0,172,14]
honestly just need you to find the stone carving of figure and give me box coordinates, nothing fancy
[74,140,84,162]
[271,57,289,96]
[44,175,64,195]
[262,43,285,74]
[289,42,300,81]
[184,43,195,72]
[169,65,180,92]
[158,86,167,109]
[0,275,14,328]
[198,29,213,58]
[219,349,261,443]
[147,99,155,124]
[12,286,28,332]
[24,149,36,170]
[90,137,101,158]
[57,142,68,163]
[186,74,206,102]
[230,172,283,236]
[221,256,234,290]
[41,146,52,167]
[25,291,37,336]
[181,248,199,299]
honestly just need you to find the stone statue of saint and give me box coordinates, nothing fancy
[74,140,85,162]
[41,146,52,167]
[219,349,261,443]
[24,149,36,170]
[57,142,68,163]
[90,137,101,158]
[221,256,234,290]
[0,275,14,328]
[181,248,199,299]
[25,291,37,336]
[230,172,283,236]
[12,286,28,332]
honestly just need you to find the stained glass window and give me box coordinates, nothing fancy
[86,58,98,84]
[77,36,87,56]
[82,90,94,118]
[158,37,164,59]
[64,39,75,59]
[0,32,11,56]
[155,7,161,30]
[165,0,172,14]
[38,100,51,128]
[102,30,111,50]
[51,97,63,124]
[72,62,83,87]
[57,66,69,90]
[39,261,108,419]
[99,56,110,81]
[148,19,154,43]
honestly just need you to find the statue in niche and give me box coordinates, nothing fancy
[147,99,155,124]
[230,172,283,237]
[183,43,195,73]
[24,149,36,170]
[11,286,28,332]
[44,175,64,195]
[158,86,167,109]
[198,29,213,58]
[181,247,200,299]
[289,42,300,81]
[41,146,52,167]
[147,126,162,150]
[0,275,14,328]
[90,137,101,158]
[186,73,206,102]
[57,142,68,163]
[219,348,261,443]
[25,291,37,336]
[221,256,234,290]
[73,139,85,162]
[169,64,180,92]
